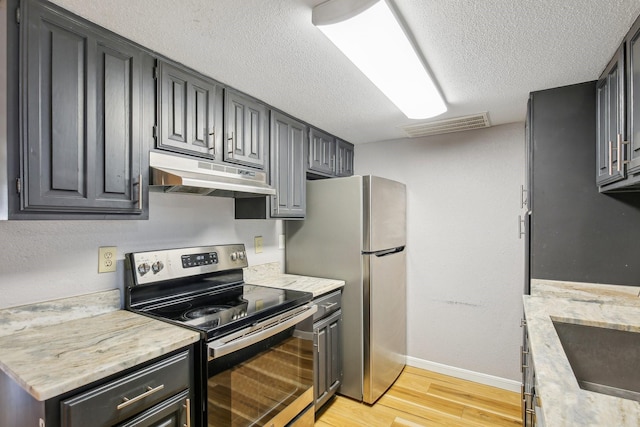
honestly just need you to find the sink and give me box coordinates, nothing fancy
[552,321,640,402]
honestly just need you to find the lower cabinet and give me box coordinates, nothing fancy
[312,290,343,411]
[314,310,342,410]
[0,347,196,427]
[521,318,543,427]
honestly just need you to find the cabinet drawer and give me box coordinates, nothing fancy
[312,290,342,322]
[61,350,191,427]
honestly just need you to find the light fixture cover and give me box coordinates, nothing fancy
[313,0,446,119]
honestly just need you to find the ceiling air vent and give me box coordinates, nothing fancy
[401,112,491,138]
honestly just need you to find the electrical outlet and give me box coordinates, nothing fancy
[98,246,117,273]
[254,236,263,254]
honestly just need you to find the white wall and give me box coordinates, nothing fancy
[0,193,283,309]
[355,123,525,382]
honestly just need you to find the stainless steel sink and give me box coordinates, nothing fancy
[552,321,640,402]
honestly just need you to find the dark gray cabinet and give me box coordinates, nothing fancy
[596,46,625,186]
[308,129,354,178]
[157,60,223,160]
[308,290,343,411]
[597,13,640,191]
[17,0,149,218]
[308,128,336,176]
[624,17,640,176]
[0,347,196,427]
[234,110,307,219]
[224,89,268,170]
[270,111,307,218]
[336,139,354,177]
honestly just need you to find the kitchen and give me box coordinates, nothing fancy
[1,0,639,426]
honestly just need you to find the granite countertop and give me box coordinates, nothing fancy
[0,290,201,401]
[244,263,344,298]
[524,280,640,426]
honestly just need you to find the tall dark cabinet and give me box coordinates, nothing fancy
[527,82,640,286]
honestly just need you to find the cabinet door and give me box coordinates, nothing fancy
[271,111,306,218]
[22,0,144,214]
[308,128,335,175]
[94,36,144,212]
[596,46,625,186]
[158,61,220,159]
[336,139,354,177]
[327,316,342,392]
[626,19,640,174]
[315,325,328,404]
[224,89,268,170]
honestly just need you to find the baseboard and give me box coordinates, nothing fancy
[406,356,521,392]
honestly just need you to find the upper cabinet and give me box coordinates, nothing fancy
[597,14,640,191]
[336,139,354,177]
[596,46,625,187]
[270,111,307,218]
[308,129,354,178]
[157,60,223,160]
[15,0,150,218]
[235,110,307,219]
[308,128,336,176]
[224,89,269,170]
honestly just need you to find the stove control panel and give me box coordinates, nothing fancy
[182,252,218,268]
[128,244,249,286]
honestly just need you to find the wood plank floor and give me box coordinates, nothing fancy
[315,366,522,427]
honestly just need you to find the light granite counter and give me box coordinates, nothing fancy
[0,290,201,401]
[524,280,640,426]
[244,262,344,297]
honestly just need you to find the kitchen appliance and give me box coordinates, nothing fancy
[149,151,276,197]
[286,175,406,404]
[125,244,316,427]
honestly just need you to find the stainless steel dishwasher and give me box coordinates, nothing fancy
[305,289,343,411]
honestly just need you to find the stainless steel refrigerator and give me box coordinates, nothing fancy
[285,175,406,404]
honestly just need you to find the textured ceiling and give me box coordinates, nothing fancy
[50,0,640,144]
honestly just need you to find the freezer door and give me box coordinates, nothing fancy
[363,176,406,252]
[363,247,406,404]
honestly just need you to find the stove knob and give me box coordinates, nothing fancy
[238,251,245,260]
[151,261,164,274]
[137,263,150,276]
[230,252,238,261]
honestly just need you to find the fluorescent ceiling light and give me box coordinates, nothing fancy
[313,0,447,119]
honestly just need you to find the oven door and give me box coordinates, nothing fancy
[206,305,316,427]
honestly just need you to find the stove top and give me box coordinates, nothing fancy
[136,283,311,339]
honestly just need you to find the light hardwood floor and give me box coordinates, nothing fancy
[315,366,522,427]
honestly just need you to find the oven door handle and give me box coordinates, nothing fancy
[208,305,317,360]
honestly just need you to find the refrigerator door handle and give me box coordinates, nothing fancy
[363,246,406,257]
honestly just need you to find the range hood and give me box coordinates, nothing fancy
[149,151,276,198]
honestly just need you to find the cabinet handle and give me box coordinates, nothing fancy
[207,128,216,158]
[227,132,234,155]
[518,215,526,239]
[520,185,528,209]
[116,384,165,410]
[608,140,614,176]
[137,174,142,210]
[183,398,191,427]
[617,133,629,173]
[321,302,338,310]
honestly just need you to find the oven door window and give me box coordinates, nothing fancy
[208,329,313,427]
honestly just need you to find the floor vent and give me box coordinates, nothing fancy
[401,112,491,138]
